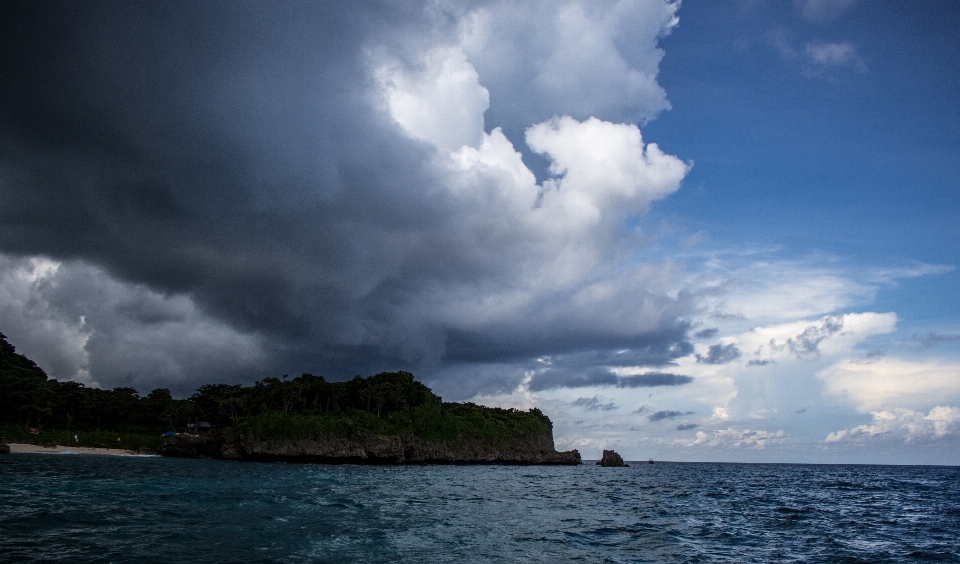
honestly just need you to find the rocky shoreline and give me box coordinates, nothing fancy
[158,429,581,465]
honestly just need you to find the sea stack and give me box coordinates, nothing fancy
[596,449,627,467]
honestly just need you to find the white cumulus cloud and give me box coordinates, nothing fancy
[675,427,788,449]
[817,358,960,411]
[527,116,689,218]
[727,312,897,365]
[825,406,960,443]
[461,0,679,127]
[408,115,690,348]
[804,41,866,72]
[377,46,490,152]
[695,259,877,325]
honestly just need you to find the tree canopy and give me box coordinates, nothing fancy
[0,333,549,445]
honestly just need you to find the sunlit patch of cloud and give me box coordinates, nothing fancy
[674,427,788,449]
[817,358,960,412]
[825,406,960,443]
[765,29,866,76]
[803,41,866,74]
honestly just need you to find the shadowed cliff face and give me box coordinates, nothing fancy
[158,428,581,465]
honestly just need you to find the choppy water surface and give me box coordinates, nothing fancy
[1,455,958,563]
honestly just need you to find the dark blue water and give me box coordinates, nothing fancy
[1,455,958,563]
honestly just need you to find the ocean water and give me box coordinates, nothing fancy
[1,455,958,563]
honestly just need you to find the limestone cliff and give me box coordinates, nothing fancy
[158,428,581,465]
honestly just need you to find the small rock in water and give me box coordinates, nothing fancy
[0,442,10,455]
[596,449,627,467]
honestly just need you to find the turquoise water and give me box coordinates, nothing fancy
[1,454,958,563]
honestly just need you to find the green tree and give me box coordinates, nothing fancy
[0,333,53,427]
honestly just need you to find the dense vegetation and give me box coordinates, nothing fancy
[0,333,550,449]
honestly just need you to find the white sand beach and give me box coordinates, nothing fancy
[6,443,151,456]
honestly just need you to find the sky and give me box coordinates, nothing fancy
[1,0,959,464]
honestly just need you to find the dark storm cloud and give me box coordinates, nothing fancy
[528,368,693,392]
[0,1,693,393]
[648,410,694,422]
[530,368,618,391]
[425,362,533,402]
[0,255,264,396]
[0,1,464,378]
[572,396,618,412]
[694,328,718,340]
[449,325,693,366]
[618,372,693,388]
[916,332,960,348]
[784,316,843,359]
[0,0,442,332]
[696,343,741,365]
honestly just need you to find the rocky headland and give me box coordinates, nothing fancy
[155,371,582,465]
[1,332,581,467]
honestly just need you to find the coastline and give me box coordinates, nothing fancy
[5,443,151,456]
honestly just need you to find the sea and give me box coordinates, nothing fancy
[1,454,958,563]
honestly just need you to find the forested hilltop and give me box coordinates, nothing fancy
[0,333,579,464]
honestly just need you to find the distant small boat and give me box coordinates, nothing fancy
[648,458,654,464]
